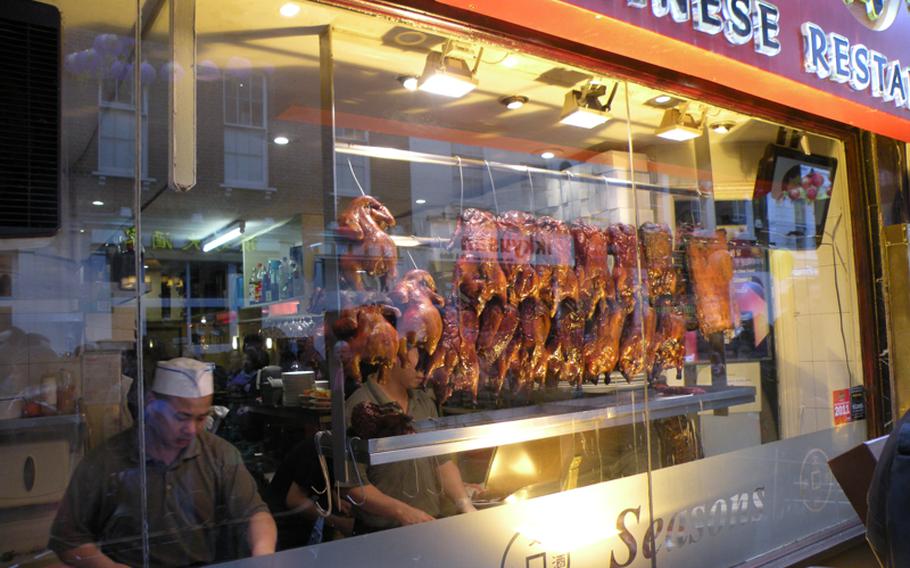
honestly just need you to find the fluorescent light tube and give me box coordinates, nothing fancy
[202,226,243,252]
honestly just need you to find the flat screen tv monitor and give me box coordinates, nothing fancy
[752,144,838,250]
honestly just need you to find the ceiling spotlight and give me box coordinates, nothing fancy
[279,2,300,17]
[91,200,104,206]
[540,151,556,159]
[655,105,706,142]
[79,228,85,233]
[710,121,736,135]
[273,135,289,145]
[415,198,427,204]
[398,75,418,91]
[559,82,617,129]
[417,43,479,98]
[645,94,683,109]
[500,95,528,110]
[501,54,521,68]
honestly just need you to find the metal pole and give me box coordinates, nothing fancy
[318,26,349,484]
[132,1,149,565]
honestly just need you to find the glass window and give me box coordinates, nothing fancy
[98,80,148,177]
[4,0,879,566]
[224,74,268,187]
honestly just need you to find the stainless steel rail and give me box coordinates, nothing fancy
[332,385,755,465]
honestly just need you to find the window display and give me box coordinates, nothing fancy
[0,0,874,566]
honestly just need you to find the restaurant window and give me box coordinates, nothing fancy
[3,1,878,567]
[223,73,268,188]
[97,77,148,177]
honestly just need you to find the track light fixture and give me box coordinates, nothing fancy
[655,103,706,141]
[418,41,481,98]
[559,81,617,129]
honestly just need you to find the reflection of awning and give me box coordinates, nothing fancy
[736,280,768,346]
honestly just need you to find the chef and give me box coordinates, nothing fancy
[343,348,476,533]
[50,357,277,566]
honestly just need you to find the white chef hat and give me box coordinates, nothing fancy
[152,358,214,398]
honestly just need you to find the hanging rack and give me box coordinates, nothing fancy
[336,142,702,197]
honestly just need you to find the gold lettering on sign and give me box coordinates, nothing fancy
[843,0,883,21]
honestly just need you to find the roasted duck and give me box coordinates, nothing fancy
[390,270,445,363]
[509,298,552,393]
[534,216,579,317]
[337,196,398,291]
[426,298,481,404]
[477,298,520,396]
[651,301,687,381]
[582,299,627,381]
[546,300,585,387]
[331,303,402,384]
[608,224,640,313]
[617,302,657,382]
[639,223,678,300]
[686,230,734,336]
[572,220,614,319]
[498,211,540,306]
[349,401,415,439]
[451,209,508,315]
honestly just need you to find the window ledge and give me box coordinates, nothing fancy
[219,183,277,193]
[93,171,157,183]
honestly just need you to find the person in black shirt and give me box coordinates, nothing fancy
[266,438,353,550]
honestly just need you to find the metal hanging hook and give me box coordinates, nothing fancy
[347,158,367,196]
[401,459,421,498]
[527,168,535,213]
[484,160,500,214]
[406,250,419,270]
[456,155,465,215]
[311,430,334,518]
[344,435,368,506]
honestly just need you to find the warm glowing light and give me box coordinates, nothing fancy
[200,316,207,324]
[390,235,422,248]
[399,76,418,91]
[231,336,239,350]
[656,125,702,141]
[273,136,289,145]
[419,72,476,98]
[415,199,427,204]
[92,200,104,206]
[540,151,555,160]
[501,54,521,68]
[501,95,528,110]
[279,3,300,17]
[265,337,274,350]
[515,492,620,553]
[559,107,610,129]
[654,95,672,104]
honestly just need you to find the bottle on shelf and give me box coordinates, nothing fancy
[263,261,273,303]
[250,263,264,304]
[278,256,291,300]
